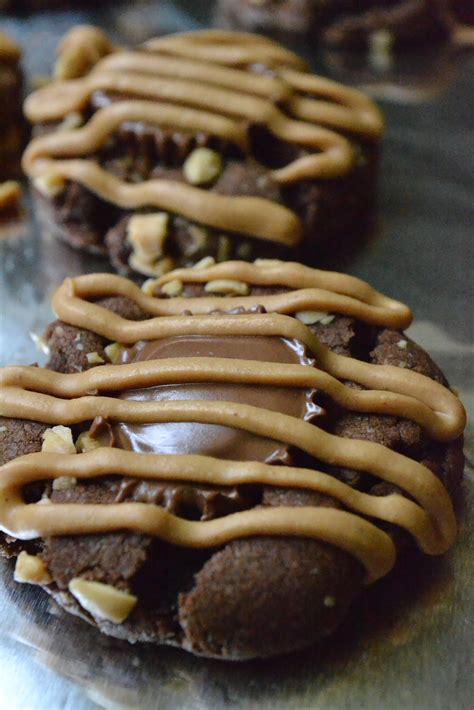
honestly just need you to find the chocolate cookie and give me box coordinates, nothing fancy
[217,0,455,47]
[0,260,465,659]
[0,32,23,183]
[23,27,383,277]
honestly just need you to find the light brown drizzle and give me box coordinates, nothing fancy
[0,262,465,584]
[23,29,383,246]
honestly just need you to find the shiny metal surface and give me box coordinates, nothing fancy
[0,3,473,708]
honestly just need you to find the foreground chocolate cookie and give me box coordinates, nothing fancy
[23,27,383,277]
[0,260,465,659]
[218,0,456,48]
[0,32,23,184]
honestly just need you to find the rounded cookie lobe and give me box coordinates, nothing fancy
[179,535,363,659]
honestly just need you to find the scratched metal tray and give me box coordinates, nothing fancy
[0,2,473,708]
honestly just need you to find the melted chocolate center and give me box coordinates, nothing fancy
[112,334,322,463]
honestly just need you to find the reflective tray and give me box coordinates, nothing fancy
[0,2,473,708]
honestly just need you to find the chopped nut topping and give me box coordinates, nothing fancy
[68,578,138,623]
[204,279,250,296]
[34,172,66,198]
[41,426,76,455]
[323,595,337,608]
[86,351,105,366]
[397,339,408,349]
[52,476,77,491]
[14,552,52,586]
[193,256,216,270]
[104,342,123,364]
[127,213,169,264]
[141,278,160,297]
[0,426,6,434]
[398,362,407,368]
[129,254,175,278]
[161,279,184,297]
[75,432,101,453]
[0,181,22,211]
[29,331,51,356]
[183,148,223,186]
[295,310,330,325]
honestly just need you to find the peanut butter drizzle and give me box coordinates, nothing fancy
[23,29,383,246]
[0,262,465,584]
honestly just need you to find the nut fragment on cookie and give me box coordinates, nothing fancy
[204,279,250,296]
[41,425,76,454]
[52,476,77,491]
[183,148,223,186]
[129,254,174,278]
[296,310,332,325]
[14,552,52,586]
[75,432,101,453]
[161,279,184,297]
[68,578,138,623]
[193,256,216,270]
[127,213,169,263]
[86,351,105,366]
[104,342,123,363]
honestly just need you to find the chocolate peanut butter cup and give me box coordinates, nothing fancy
[0,260,465,659]
[23,27,384,277]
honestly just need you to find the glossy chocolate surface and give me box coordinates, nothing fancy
[113,334,322,462]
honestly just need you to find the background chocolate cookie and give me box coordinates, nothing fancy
[23,27,384,278]
[0,32,23,181]
[0,260,465,659]
[217,0,456,47]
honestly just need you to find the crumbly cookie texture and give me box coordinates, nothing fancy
[24,28,383,275]
[0,261,465,659]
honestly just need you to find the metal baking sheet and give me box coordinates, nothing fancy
[0,2,473,708]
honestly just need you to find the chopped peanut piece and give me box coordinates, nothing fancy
[161,279,184,297]
[14,552,52,586]
[127,213,169,263]
[204,279,250,296]
[86,351,105,366]
[104,342,123,364]
[193,256,216,270]
[68,578,138,623]
[41,426,76,455]
[75,432,101,453]
[52,476,77,491]
[183,148,223,185]
[296,310,331,325]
